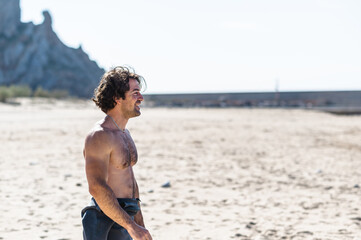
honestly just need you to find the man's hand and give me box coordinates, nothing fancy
[127,222,152,240]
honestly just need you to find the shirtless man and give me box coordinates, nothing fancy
[81,66,152,240]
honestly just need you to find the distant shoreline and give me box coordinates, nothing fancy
[143,90,361,111]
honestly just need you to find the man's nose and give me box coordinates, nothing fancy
[138,93,144,101]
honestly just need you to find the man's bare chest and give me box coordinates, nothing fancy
[110,133,138,169]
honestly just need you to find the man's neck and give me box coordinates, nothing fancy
[106,110,128,131]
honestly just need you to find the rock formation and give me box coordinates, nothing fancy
[0,0,104,97]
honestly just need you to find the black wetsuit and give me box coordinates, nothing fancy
[81,198,140,240]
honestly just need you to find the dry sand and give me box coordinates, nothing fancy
[0,98,360,240]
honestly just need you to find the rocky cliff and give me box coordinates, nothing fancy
[0,0,104,97]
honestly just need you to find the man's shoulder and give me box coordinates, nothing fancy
[85,124,114,144]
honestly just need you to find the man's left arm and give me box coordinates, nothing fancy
[134,179,145,227]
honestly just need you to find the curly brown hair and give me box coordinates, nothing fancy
[92,66,145,113]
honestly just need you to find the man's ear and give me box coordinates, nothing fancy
[114,98,122,105]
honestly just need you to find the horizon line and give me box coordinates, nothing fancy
[144,89,361,95]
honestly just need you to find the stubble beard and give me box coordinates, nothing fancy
[134,101,141,117]
[128,105,141,118]
[134,109,141,117]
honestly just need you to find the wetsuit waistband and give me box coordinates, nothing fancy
[116,198,141,203]
[92,197,140,216]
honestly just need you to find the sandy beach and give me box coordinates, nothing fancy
[0,98,360,240]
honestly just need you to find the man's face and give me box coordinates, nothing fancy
[118,78,144,118]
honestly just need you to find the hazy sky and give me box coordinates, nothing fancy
[21,0,361,94]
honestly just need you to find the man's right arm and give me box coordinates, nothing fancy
[84,131,152,240]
